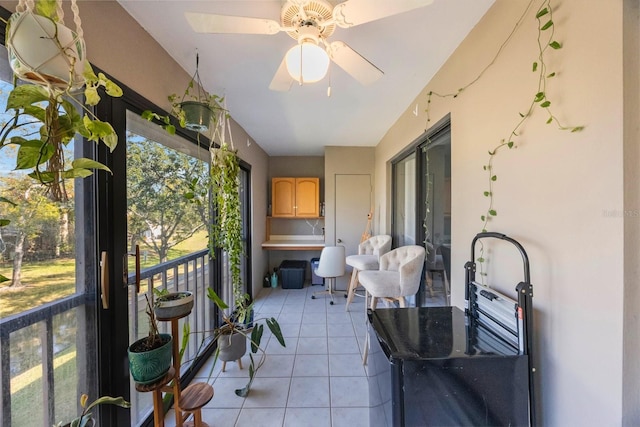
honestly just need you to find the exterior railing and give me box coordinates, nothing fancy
[128,249,215,372]
[0,249,215,427]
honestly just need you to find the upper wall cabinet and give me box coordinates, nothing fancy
[272,177,320,218]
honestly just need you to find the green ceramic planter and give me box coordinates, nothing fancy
[128,333,173,384]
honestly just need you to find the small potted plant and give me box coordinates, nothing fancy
[154,290,194,320]
[127,295,173,384]
[206,287,285,398]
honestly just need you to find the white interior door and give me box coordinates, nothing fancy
[335,174,372,290]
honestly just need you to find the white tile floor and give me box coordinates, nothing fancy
[165,283,371,427]
[165,277,448,427]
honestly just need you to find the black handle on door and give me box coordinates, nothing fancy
[123,245,141,293]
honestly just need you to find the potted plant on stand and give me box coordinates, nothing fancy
[127,295,173,384]
[154,289,194,320]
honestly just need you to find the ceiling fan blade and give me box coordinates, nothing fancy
[185,12,281,35]
[327,41,383,85]
[269,56,294,92]
[332,0,434,28]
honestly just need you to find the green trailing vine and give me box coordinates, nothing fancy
[209,142,247,310]
[423,0,582,276]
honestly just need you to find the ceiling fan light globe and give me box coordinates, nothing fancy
[285,42,329,83]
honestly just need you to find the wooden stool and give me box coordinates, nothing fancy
[180,382,214,427]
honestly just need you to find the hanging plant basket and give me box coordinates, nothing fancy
[180,101,214,132]
[6,10,86,89]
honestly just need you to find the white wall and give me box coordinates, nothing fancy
[375,0,628,425]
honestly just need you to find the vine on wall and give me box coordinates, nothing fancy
[423,0,582,274]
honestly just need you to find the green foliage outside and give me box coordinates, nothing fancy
[126,133,209,262]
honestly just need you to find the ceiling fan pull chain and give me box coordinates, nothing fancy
[299,44,304,86]
[327,60,332,97]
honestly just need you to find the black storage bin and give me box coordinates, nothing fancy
[310,257,324,285]
[279,260,306,289]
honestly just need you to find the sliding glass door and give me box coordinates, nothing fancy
[122,112,216,424]
[392,121,451,306]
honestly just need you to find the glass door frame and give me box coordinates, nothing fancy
[391,115,451,306]
[94,74,221,426]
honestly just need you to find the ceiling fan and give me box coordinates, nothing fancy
[185,0,434,91]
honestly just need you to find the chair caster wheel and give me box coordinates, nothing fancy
[330,301,334,305]
[311,295,315,299]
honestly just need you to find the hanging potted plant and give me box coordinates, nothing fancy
[6,0,86,90]
[207,134,250,367]
[127,295,173,384]
[168,53,223,132]
[201,112,285,397]
[0,0,122,204]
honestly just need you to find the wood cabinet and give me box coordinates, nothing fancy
[272,177,320,218]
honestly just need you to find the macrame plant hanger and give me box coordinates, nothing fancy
[8,0,86,90]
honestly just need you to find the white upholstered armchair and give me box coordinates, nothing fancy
[358,245,426,310]
[344,235,392,311]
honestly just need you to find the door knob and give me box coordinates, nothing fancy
[337,239,342,243]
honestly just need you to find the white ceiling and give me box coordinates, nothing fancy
[117,0,495,156]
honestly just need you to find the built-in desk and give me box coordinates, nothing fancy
[261,235,325,251]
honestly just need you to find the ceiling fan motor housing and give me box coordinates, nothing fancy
[281,0,336,42]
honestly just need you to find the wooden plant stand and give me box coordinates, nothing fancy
[134,310,214,427]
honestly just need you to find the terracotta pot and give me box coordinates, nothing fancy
[6,11,86,89]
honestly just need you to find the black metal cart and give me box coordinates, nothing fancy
[367,232,536,426]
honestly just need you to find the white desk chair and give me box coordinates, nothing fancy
[359,245,426,364]
[345,235,392,312]
[311,246,346,305]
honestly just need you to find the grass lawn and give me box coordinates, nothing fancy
[0,231,208,318]
[10,348,78,427]
[0,258,76,318]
